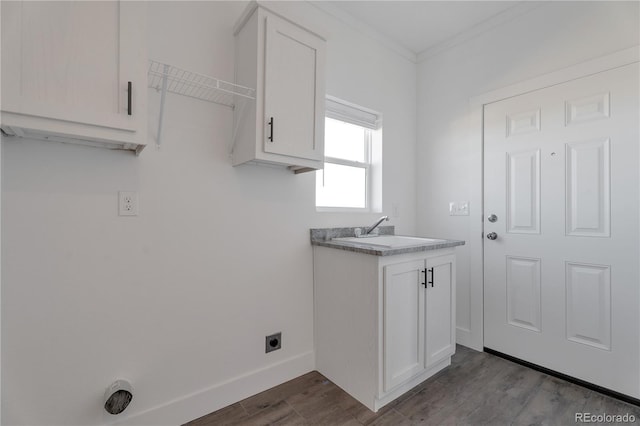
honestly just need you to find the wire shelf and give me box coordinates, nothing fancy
[147,60,255,108]
[147,60,256,148]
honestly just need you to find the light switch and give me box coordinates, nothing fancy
[459,201,469,216]
[449,201,470,216]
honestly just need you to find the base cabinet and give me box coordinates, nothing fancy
[314,247,456,412]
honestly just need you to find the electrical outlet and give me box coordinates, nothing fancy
[119,191,138,216]
[265,332,281,353]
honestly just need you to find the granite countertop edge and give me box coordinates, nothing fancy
[312,238,465,256]
[310,227,465,256]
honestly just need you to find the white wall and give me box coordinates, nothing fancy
[416,1,639,348]
[1,2,416,425]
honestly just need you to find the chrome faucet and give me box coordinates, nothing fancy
[365,215,389,235]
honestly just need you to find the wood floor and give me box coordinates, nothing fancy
[185,345,640,425]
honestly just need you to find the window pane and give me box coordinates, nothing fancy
[324,117,366,162]
[316,163,366,208]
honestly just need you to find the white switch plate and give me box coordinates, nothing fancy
[392,203,400,218]
[459,201,469,216]
[449,201,470,216]
[119,191,138,216]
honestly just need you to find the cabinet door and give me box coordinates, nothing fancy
[263,14,325,161]
[425,255,456,367]
[1,1,144,135]
[382,260,426,392]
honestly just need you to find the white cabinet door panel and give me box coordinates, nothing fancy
[263,15,324,161]
[383,260,425,392]
[425,255,455,367]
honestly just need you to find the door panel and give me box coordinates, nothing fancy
[383,260,425,392]
[507,149,541,234]
[565,262,611,350]
[484,63,639,397]
[507,109,541,136]
[506,256,541,332]
[425,255,455,367]
[565,92,610,125]
[565,139,610,237]
[263,15,323,161]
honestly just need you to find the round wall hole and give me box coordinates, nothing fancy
[104,380,133,415]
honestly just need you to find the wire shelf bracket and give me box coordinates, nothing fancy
[148,60,256,148]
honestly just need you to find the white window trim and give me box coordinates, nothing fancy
[317,97,381,212]
[325,96,380,130]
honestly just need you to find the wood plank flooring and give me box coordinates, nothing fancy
[185,345,640,425]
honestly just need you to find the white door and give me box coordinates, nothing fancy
[425,254,456,367]
[484,63,639,397]
[383,260,425,392]
[263,14,325,161]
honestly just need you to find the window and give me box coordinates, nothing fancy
[316,97,382,211]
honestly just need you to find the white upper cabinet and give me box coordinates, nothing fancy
[233,3,326,173]
[1,1,147,153]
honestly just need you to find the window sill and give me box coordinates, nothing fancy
[316,206,369,213]
[316,206,383,213]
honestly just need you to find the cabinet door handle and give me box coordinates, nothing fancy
[421,269,427,288]
[268,117,274,142]
[127,81,132,116]
[428,267,434,287]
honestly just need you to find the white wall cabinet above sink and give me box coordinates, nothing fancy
[232,2,326,173]
[1,1,147,153]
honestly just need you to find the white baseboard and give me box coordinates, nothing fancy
[110,351,315,426]
[456,326,482,351]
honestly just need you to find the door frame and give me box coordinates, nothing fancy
[463,46,640,352]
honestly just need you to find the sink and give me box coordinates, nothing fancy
[332,235,445,248]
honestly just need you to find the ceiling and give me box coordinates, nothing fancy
[325,1,521,55]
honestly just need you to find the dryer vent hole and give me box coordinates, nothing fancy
[104,389,132,415]
[104,379,133,415]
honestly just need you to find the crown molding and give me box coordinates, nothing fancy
[307,1,418,64]
[417,1,546,63]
